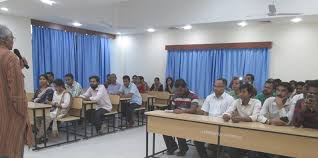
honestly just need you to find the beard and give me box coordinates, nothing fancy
[90,84,98,90]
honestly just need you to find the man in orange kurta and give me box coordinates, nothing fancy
[0,25,33,158]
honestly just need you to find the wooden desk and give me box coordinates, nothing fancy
[28,102,52,150]
[145,111,220,158]
[146,110,318,158]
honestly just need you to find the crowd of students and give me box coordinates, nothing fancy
[30,71,318,158]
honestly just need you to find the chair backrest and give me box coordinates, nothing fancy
[26,92,34,102]
[141,93,149,103]
[109,95,120,112]
[147,91,171,100]
[69,97,83,117]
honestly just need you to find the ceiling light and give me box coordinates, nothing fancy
[182,25,192,30]
[72,22,82,27]
[117,32,122,35]
[147,28,156,32]
[40,0,56,6]
[290,17,302,23]
[0,0,8,2]
[0,7,8,11]
[237,21,248,27]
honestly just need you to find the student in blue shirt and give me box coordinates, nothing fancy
[119,75,142,127]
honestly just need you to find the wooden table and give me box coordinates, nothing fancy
[145,110,318,158]
[28,102,52,150]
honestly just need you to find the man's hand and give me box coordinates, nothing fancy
[173,109,184,114]
[270,117,287,126]
[231,116,241,123]
[223,114,231,122]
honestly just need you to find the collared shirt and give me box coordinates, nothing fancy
[80,85,112,112]
[223,98,262,121]
[172,90,199,110]
[202,92,234,117]
[119,83,142,105]
[65,81,82,97]
[292,100,318,129]
[228,90,239,99]
[52,90,71,109]
[107,82,121,95]
[255,92,276,104]
[258,97,292,124]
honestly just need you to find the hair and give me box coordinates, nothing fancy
[165,77,174,88]
[278,82,293,93]
[265,80,274,86]
[216,78,227,86]
[46,72,55,78]
[132,75,137,79]
[106,74,111,78]
[139,76,144,81]
[154,77,160,81]
[53,79,65,88]
[123,75,130,81]
[273,78,282,89]
[307,80,318,89]
[239,83,255,95]
[246,74,255,82]
[289,80,297,85]
[296,81,305,87]
[64,73,74,79]
[39,74,49,80]
[174,79,187,88]
[0,25,13,46]
[89,75,100,82]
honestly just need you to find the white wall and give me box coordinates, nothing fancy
[0,14,33,92]
[113,22,318,85]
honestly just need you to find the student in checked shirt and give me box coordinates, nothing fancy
[258,82,294,126]
[222,83,261,158]
[163,79,199,157]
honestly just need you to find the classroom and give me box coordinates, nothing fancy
[0,0,318,158]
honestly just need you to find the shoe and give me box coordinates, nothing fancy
[176,150,188,156]
[166,146,178,155]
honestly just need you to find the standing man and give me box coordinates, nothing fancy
[64,73,82,97]
[0,25,33,158]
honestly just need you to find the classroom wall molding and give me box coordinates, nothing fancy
[165,41,272,51]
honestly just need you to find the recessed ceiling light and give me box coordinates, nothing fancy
[182,25,192,30]
[147,28,156,33]
[40,0,56,6]
[237,21,248,27]
[0,7,8,11]
[72,22,82,27]
[117,32,122,35]
[290,17,302,23]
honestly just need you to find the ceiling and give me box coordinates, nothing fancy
[1,0,318,34]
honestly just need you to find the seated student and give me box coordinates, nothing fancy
[140,76,150,91]
[104,74,111,88]
[165,77,174,94]
[244,74,255,85]
[33,74,54,103]
[228,77,241,99]
[80,76,112,134]
[221,78,231,93]
[289,80,297,98]
[163,79,199,156]
[136,76,147,93]
[255,80,275,104]
[296,81,306,95]
[132,75,138,84]
[258,82,293,126]
[119,75,142,127]
[107,73,121,95]
[46,72,55,88]
[292,80,318,129]
[38,79,72,138]
[223,83,261,158]
[64,73,82,97]
[150,77,163,91]
[194,79,234,158]
[290,81,309,111]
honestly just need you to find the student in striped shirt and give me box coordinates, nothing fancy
[163,79,199,156]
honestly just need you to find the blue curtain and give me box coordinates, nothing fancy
[166,48,269,98]
[32,26,111,89]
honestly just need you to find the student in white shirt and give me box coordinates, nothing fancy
[80,76,112,134]
[194,78,234,158]
[258,82,293,126]
[223,83,261,158]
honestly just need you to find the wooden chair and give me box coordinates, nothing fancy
[106,95,120,132]
[147,91,171,110]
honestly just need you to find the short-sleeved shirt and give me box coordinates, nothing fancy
[172,90,199,110]
[119,83,142,105]
[65,81,82,97]
[223,98,262,122]
[107,82,121,95]
[202,92,234,117]
[255,92,276,104]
